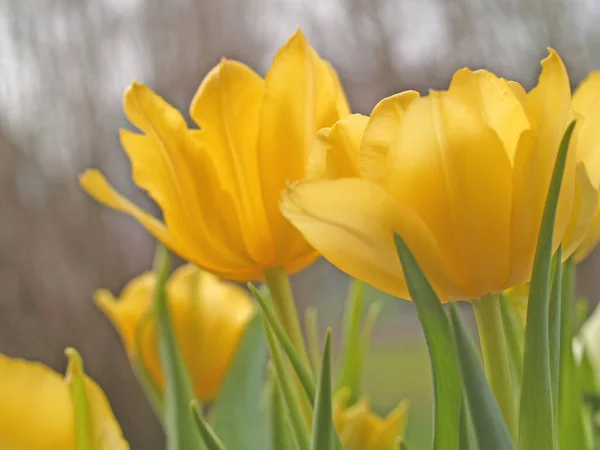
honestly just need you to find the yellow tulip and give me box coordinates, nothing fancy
[95,263,255,403]
[566,72,600,262]
[333,388,409,450]
[0,351,128,450]
[282,50,579,301]
[79,29,349,282]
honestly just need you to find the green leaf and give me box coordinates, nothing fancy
[250,284,316,403]
[262,313,311,450]
[153,245,203,450]
[65,348,95,450]
[558,257,590,450]
[305,306,321,375]
[449,303,516,450]
[337,279,365,405]
[210,314,268,450]
[394,234,462,450]
[549,246,563,419]
[459,397,472,450]
[518,120,576,450]
[311,329,335,450]
[499,294,524,392]
[191,401,227,450]
[269,367,296,450]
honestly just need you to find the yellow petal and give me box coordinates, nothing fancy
[325,60,352,120]
[79,170,178,251]
[281,178,461,300]
[96,264,255,403]
[307,114,368,179]
[508,80,527,104]
[65,349,129,450]
[573,72,600,116]
[575,205,600,262]
[167,265,255,401]
[563,164,599,258]
[94,272,155,357]
[189,59,275,264]
[359,91,420,183]
[509,49,575,286]
[258,29,349,265]
[0,354,76,449]
[121,83,255,273]
[573,74,600,190]
[448,68,529,161]
[386,92,513,297]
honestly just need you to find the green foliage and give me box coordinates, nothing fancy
[394,234,462,450]
[519,121,576,450]
[210,314,268,450]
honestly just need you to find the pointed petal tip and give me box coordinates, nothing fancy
[65,347,84,379]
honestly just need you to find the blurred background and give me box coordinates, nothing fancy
[3,0,600,448]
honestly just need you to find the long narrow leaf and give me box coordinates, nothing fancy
[449,303,516,450]
[262,316,311,450]
[311,329,335,450]
[153,246,203,450]
[269,367,295,450]
[518,121,576,450]
[210,314,268,450]
[558,258,590,450]
[250,284,316,403]
[191,401,227,450]
[337,280,365,405]
[394,234,461,450]
[549,246,563,418]
[499,295,524,391]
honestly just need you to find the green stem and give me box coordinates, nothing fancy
[264,266,309,364]
[473,293,517,441]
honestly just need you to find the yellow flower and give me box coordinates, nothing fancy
[79,29,349,282]
[0,351,128,450]
[565,72,600,262]
[95,264,255,402]
[282,50,580,301]
[333,388,409,450]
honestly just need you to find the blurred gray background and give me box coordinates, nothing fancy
[2,0,600,448]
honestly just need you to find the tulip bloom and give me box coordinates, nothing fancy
[0,351,128,450]
[282,50,579,301]
[334,389,408,450]
[80,29,349,282]
[95,264,255,402]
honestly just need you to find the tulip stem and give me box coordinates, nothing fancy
[264,266,310,364]
[472,293,517,441]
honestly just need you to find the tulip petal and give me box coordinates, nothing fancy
[449,69,529,161]
[307,114,368,179]
[189,60,275,264]
[386,92,513,297]
[575,205,600,262]
[79,170,179,251]
[121,83,255,273]
[0,354,75,450]
[562,164,599,258]
[508,81,527,104]
[167,265,255,401]
[281,178,460,300]
[573,72,600,117]
[258,29,348,264]
[573,74,600,189]
[509,49,574,286]
[359,91,420,183]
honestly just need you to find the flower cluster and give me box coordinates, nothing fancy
[5,28,600,450]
